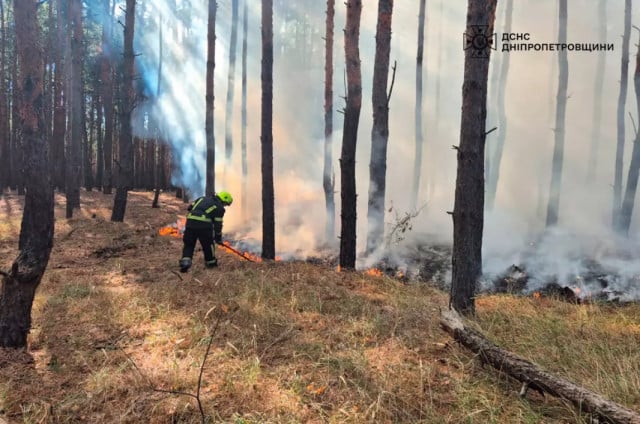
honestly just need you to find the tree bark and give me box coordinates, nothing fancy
[101,0,114,195]
[339,0,363,270]
[261,0,275,260]
[50,0,66,192]
[0,0,7,193]
[450,0,497,315]
[96,81,104,189]
[152,11,164,208]
[65,0,83,217]
[613,0,632,231]
[225,0,239,163]
[545,0,568,227]
[11,29,23,194]
[83,86,94,192]
[111,0,135,222]
[485,0,512,211]
[440,310,640,424]
[1,0,54,348]
[241,0,248,218]
[586,0,606,183]
[618,33,640,236]
[366,0,394,253]
[322,0,335,243]
[205,0,216,196]
[410,0,426,212]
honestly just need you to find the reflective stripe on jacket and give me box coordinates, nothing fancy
[186,195,225,233]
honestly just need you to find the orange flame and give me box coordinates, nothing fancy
[365,268,383,277]
[532,291,541,299]
[158,218,186,239]
[336,265,342,273]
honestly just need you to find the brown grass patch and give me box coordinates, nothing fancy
[0,190,638,423]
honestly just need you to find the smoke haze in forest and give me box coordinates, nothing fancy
[129,0,640,295]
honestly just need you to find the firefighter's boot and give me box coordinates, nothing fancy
[179,257,192,273]
[206,258,218,268]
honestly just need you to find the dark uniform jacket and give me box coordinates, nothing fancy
[185,195,226,239]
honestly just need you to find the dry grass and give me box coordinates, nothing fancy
[0,190,638,423]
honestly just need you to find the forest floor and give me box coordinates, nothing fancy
[0,191,639,423]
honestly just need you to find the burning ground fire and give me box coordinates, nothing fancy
[158,218,281,262]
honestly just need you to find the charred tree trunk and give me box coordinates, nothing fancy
[614,0,632,231]
[586,0,606,183]
[111,0,135,222]
[322,0,335,243]
[409,0,426,212]
[440,310,640,424]
[450,0,497,316]
[66,0,83,217]
[545,0,568,227]
[225,0,239,163]
[101,0,114,195]
[0,0,54,348]
[0,0,8,192]
[241,0,248,218]
[485,0,512,211]
[618,33,640,235]
[205,0,216,196]
[261,0,275,260]
[339,0,362,270]
[366,0,394,253]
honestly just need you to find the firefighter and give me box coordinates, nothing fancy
[179,191,233,272]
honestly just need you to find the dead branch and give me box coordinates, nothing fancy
[386,60,397,106]
[485,126,498,136]
[259,326,296,360]
[440,309,640,424]
[123,315,223,424]
[170,270,184,281]
[629,112,638,138]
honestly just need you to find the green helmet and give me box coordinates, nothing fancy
[218,191,233,206]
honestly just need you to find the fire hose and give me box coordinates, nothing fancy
[217,241,255,262]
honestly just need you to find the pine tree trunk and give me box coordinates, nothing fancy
[241,0,248,218]
[485,0,512,211]
[51,0,66,192]
[83,88,94,192]
[410,0,426,211]
[261,0,275,260]
[11,32,23,194]
[66,0,83,217]
[152,11,164,208]
[225,0,239,163]
[366,0,394,253]
[450,0,497,316]
[613,0,632,231]
[0,0,54,348]
[323,0,335,243]
[0,0,8,192]
[111,0,135,222]
[545,0,568,227]
[96,84,104,189]
[618,34,640,236]
[339,0,362,270]
[586,0,606,183]
[101,0,114,195]
[205,0,216,196]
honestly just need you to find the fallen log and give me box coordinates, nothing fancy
[440,309,640,424]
